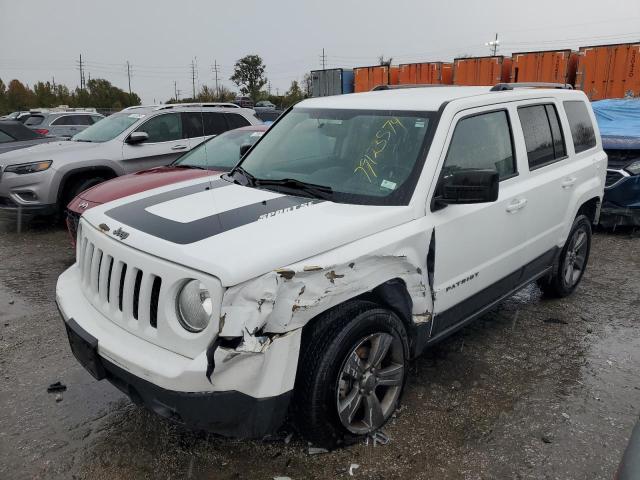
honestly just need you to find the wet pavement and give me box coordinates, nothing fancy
[0,220,639,480]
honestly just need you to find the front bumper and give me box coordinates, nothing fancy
[63,316,291,437]
[57,265,301,437]
[0,195,57,217]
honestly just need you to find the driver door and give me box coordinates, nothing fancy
[121,112,188,173]
[430,106,529,338]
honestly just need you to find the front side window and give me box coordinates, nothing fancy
[238,108,434,205]
[518,104,566,169]
[135,113,182,142]
[72,112,142,143]
[443,110,515,180]
[175,129,264,170]
[563,100,596,153]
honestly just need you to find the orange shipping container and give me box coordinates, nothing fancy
[511,49,578,85]
[453,56,512,86]
[353,65,399,92]
[398,62,453,85]
[576,42,640,100]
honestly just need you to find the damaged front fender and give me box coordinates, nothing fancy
[219,255,432,340]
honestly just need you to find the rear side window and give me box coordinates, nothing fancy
[24,115,44,126]
[136,113,182,142]
[443,110,516,180]
[226,113,250,129]
[518,104,566,169]
[181,112,205,138]
[91,115,103,124]
[203,112,229,135]
[72,115,93,125]
[563,101,596,153]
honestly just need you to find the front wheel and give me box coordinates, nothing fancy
[538,214,592,298]
[292,301,408,449]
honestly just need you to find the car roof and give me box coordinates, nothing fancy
[297,86,587,111]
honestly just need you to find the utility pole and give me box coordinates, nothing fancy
[78,54,85,89]
[485,33,500,56]
[174,81,180,102]
[212,60,220,97]
[126,61,132,95]
[268,81,272,95]
[52,76,56,89]
[321,48,326,70]
[190,59,197,99]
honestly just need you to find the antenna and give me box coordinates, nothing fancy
[485,33,500,56]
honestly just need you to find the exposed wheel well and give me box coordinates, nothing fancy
[57,167,118,207]
[577,196,601,224]
[302,277,418,353]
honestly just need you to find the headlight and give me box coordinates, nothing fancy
[625,160,640,176]
[176,280,212,332]
[4,160,52,175]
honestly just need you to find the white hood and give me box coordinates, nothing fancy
[83,176,414,286]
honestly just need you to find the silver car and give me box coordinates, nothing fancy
[0,104,260,217]
[23,110,104,138]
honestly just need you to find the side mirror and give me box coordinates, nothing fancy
[239,144,252,158]
[438,169,499,205]
[126,131,149,145]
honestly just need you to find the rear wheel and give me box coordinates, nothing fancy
[293,301,408,449]
[538,214,592,298]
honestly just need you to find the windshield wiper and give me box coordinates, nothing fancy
[254,177,333,200]
[74,139,92,142]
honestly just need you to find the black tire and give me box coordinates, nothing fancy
[292,300,409,449]
[62,176,105,208]
[537,214,592,298]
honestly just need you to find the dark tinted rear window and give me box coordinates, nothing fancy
[24,115,44,126]
[71,115,93,125]
[563,101,596,153]
[518,104,566,169]
[203,112,228,135]
[226,113,250,129]
[181,112,204,138]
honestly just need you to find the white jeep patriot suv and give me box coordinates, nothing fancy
[56,84,606,448]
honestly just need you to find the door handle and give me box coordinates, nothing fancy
[171,145,187,150]
[561,177,577,189]
[506,198,528,213]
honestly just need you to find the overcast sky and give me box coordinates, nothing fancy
[1,0,639,104]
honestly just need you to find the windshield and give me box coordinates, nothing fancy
[237,108,434,205]
[71,111,143,142]
[175,129,265,170]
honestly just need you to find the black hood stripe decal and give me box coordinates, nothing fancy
[105,178,322,245]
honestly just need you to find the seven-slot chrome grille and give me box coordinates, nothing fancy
[75,219,221,359]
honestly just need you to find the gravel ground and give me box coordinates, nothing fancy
[0,220,638,480]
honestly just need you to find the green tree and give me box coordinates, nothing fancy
[230,55,267,101]
[283,80,305,108]
[6,79,35,111]
[0,79,7,114]
[33,81,57,108]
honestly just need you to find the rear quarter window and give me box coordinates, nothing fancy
[563,101,597,153]
[226,113,251,129]
[24,115,44,126]
[518,104,566,170]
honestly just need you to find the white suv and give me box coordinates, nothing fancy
[56,84,606,447]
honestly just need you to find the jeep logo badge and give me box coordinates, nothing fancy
[112,227,129,240]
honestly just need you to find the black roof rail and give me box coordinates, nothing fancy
[490,82,574,91]
[371,84,452,91]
